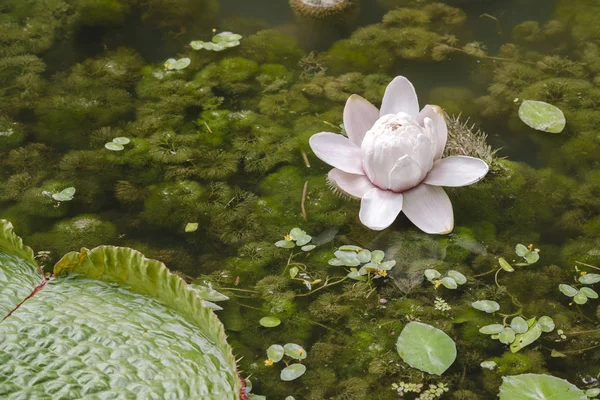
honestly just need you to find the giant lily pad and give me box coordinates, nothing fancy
[0,220,241,399]
[499,374,586,400]
[396,322,456,375]
[518,100,566,133]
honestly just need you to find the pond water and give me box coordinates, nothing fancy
[1,0,600,399]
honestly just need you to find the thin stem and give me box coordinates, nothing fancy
[565,328,600,336]
[575,261,600,271]
[558,344,600,355]
[472,268,498,278]
[301,181,308,221]
[300,150,311,168]
[297,316,346,336]
[220,287,259,293]
[295,277,348,297]
[494,268,502,287]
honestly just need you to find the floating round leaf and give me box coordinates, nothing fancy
[280,364,306,381]
[275,240,295,249]
[498,257,514,272]
[573,291,588,305]
[52,187,76,201]
[479,324,505,335]
[518,100,566,133]
[105,142,124,151]
[498,327,516,344]
[440,276,458,289]
[510,323,542,353]
[523,250,539,264]
[266,344,284,363]
[396,322,457,375]
[559,284,578,297]
[112,137,130,145]
[537,316,555,333]
[580,287,598,299]
[259,316,281,328]
[289,266,299,279]
[185,222,199,232]
[190,40,205,50]
[447,270,467,285]
[471,300,500,313]
[357,249,371,263]
[301,245,316,252]
[0,220,241,398]
[510,316,529,334]
[370,250,385,263]
[579,273,600,285]
[283,343,307,360]
[480,361,497,370]
[586,388,600,398]
[515,244,528,257]
[424,269,441,281]
[499,374,586,400]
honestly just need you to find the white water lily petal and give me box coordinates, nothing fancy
[388,155,422,192]
[402,184,453,234]
[417,105,447,160]
[359,188,403,231]
[328,168,375,198]
[424,156,489,187]
[380,76,419,117]
[344,94,379,147]
[309,132,364,175]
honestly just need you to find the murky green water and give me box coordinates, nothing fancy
[1,0,600,398]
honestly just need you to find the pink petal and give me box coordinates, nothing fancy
[328,168,375,198]
[344,94,379,147]
[359,187,404,231]
[424,156,489,187]
[402,184,453,234]
[309,132,364,175]
[417,105,447,160]
[380,76,419,117]
[388,155,422,192]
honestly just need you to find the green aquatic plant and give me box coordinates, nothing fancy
[264,343,308,381]
[396,321,457,375]
[424,268,467,289]
[104,136,131,151]
[0,220,241,398]
[191,32,243,52]
[164,57,191,71]
[518,100,566,133]
[499,374,586,400]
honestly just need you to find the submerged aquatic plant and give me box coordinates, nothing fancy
[309,76,489,233]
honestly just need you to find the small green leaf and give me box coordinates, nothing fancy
[551,349,567,358]
[105,142,124,151]
[259,316,281,328]
[471,300,500,313]
[440,277,458,289]
[498,327,516,344]
[378,260,396,270]
[280,364,306,381]
[289,228,305,240]
[515,244,528,257]
[112,137,130,145]
[283,343,307,360]
[498,257,514,272]
[357,249,371,263]
[447,270,467,285]
[184,222,199,232]
[580,287,598,299]
[275,240,295,249]
[347,269,367,281]
[510,323,542,353]
[524,250,539,264]
[301,245,315,252]
[51,187,76,202]
[328,258,344,266]
[586,388,600,398]
[213,32,243,43]
[480,361,497,370]
[267,344,284,362]
[579,273,600,284]
[338,245,362,252]
[289,266,299,279]
[358,263,377,276]
[479,324,505,335]
[510,316,528,334]
[190,40,206,50]
[518,100,566,133]
[574,291,588,304]
[370,250,385,263]
[424,269,441,281]
[537,316,555,333]
[559,284,578,297]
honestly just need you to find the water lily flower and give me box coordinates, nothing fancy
[309,76,489,233]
